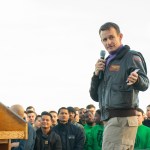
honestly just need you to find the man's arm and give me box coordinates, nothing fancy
[89,74,100,102]
[129,53,149,91]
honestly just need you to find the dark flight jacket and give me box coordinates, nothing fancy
[90,45,149,121]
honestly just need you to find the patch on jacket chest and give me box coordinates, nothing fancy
[109,65,120,72]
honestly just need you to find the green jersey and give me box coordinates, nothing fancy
[84,124,94,150]
[134,124,150,150]
[89,124,104,150]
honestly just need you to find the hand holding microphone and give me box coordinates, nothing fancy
[94,50,106,78]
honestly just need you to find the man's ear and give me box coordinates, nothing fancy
[119,33,123,40]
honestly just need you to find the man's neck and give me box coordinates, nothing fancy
[87,122,95,126]
[109,44,123,55]
[59,120,68,124]
[41,127,50,135]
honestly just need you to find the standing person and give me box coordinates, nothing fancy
[52,107,85,150]
[143,104,150,127]
[74,107,80,123]
[34,111,62,150]
[134,108,150,149]
[27,110,37,127]
[67,106,85,138]
[88,109,104,150]
[89,22,149,150]
[83,110,95,150]
[10,104,36,150]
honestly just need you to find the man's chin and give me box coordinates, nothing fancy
[60,120,67,124]
[42,126,48,129]
[107,48,115,53]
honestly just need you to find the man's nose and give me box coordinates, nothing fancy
[106,39,111,44]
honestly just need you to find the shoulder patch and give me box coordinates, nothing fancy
[133,55,142,62]
[130,50,147,74]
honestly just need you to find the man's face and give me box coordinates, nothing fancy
[50,112,58,125]
[84,111,95,125]
[79,108,86,120]
[75,110,79,122]
[27,112,36,124]
[136,111,144,126]
[146,107,150,118]
[41,115,52,129]
[69,112,75,122]
[100,27,123,54]
[34,116,41,128]
[58,109,69,123]
[86,107,96,115]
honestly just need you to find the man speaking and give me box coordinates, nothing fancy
[89,22,149,150]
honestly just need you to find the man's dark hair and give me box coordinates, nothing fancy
[26,110,37,116]
[26,106,35,112]
[136,108,144,115]
[79,108,86,111]
[74,107,80,111]
[58,107,68,114]
[99,22,120,35]
[96,109,101,116]
[67,106,76,116]
[41,111,52,119]
[34,115,41,122]
[86,104,95,109]
[147,104,150,107]
[49,110,58,114]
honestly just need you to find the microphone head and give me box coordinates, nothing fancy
[100,50,106,59]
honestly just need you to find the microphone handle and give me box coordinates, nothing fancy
[99,71,104,79]
[99,56,105,79]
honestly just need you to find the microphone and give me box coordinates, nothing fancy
[100,50,106,59]
[99,50,106,79]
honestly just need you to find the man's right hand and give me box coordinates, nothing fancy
[94,59,105,76]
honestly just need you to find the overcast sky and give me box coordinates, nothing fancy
[0,0,150,114]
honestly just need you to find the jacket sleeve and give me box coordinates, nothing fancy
[11,140,26,150]
[89,74,100,102]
